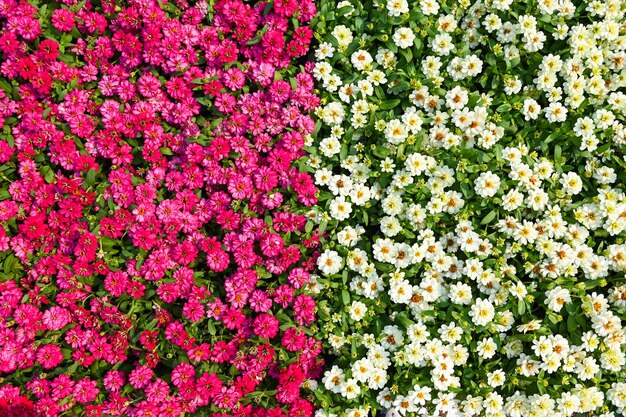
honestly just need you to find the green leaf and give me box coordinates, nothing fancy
[318,220,327,235]
[372,146,390,159]
[389,81,410,94]
[336,5,353,15]
[546,313,558,324]
[481,210,497,225]
[413,37,422,52]
[400,47,413,63]
[340,143,348,160]
[247,24,270,45]
[380,99,401,110]
[258,268,272,279]
[41,166,55,183]
[567,315,577,334]
[86,168,96,187]
[341,289,350,305]
[491,74,500,89]
[496,103,511,113]
[537,380,547,395]
[394,312,413,328]
[305,220,314,234]
[4,254,17,274]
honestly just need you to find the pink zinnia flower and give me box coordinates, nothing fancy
[182,300,205,322]
[252,313,279,339]
[287,268,310,289]
[281,328,305,352]
[73,379,99,404]
[227,174,254,200]
[248,290,273,313]
[36,344,63,370]
[171,363,195,388]
[293,295,315,326]
[213,386,240,410]
[128,366,154,390]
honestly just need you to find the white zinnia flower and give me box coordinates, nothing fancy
[477,337,497,359]
[420,0,439,15]
[544,101,568,122]
[329,196,353,221]
[445,86,468,110]
[340,378,361,400]
[368,367,388,389]
[331,25,353,47]
[382,193,404,216]
[315,42,335,60]
[474,171,501,198]
[349,301,367,321]
[319,136,341,157]
[351,358,374,383]
[487,369,506,387]
[384,119,409,145]
[386,0,408,16]
[322,102,345,125]
[389,279,412,304]
[381,325,404,351]
[322,365,345,393]
[351,50,373,71]
[522,98,541,120]
[392,27,415,49]
[469,298,495,326]
[560,172,583,195]
[318,250,343,275]
[431,33,454,56]
[502,189,524,211]
[545,286,571,312]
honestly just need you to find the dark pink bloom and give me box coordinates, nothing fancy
[252,313,279,339]
[36,344,63,370]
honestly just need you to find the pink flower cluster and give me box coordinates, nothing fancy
[0,0,322,415]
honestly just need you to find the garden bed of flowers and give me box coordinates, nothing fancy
[308,0,626,416]
[0,0,323,415]
[1,0,626,416]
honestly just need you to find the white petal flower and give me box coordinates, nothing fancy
[317,250,343,275]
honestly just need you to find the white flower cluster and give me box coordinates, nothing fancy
[309,0,626,415]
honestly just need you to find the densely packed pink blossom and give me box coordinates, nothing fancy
[0,0,322,415]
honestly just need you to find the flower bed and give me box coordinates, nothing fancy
[0,0,323,415]
[2,0,626,416]
[307,0,626,415]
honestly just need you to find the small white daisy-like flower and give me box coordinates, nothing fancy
[317,250,343,275]
[474,171,501,198]
[392,27,415,49]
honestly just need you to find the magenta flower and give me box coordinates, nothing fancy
[0,0,321,414]
[36,345,63,370]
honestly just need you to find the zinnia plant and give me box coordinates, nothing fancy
[3,0,626,416]
[306,0,626,415]
[0,0,323,415]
